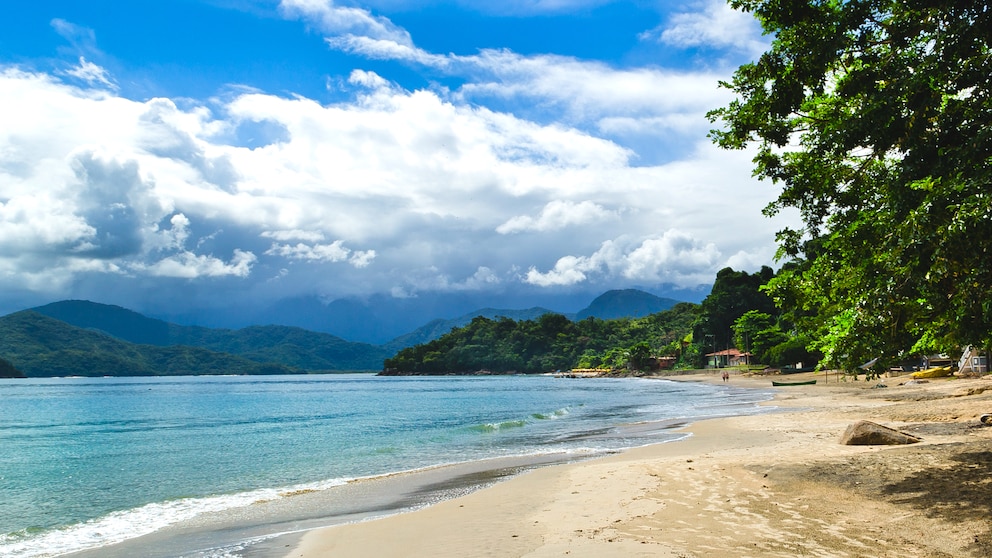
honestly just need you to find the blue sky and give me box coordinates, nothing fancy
[0,0,794,320]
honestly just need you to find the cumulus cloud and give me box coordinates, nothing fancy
[265,239,376,268]
[293,9,736,163]
[347,68,392,89]
[142,249,257,278]
[641,0,769,58]
[525,230,722,288]
[323,40,730,141]
[497,200,617,234]
[0,0,794,313]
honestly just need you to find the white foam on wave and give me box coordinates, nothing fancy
[0,478,348,558]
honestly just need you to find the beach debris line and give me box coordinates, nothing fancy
[840,421,921,446]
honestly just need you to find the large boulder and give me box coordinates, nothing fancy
[840,420,921,445]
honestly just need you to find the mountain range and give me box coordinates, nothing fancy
[153,288,699,344]
[0,289,683,376]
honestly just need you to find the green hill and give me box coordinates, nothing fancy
[575,289,680,320]
[383,307,561,353]
[32,300,389,371]
[0,311,300,377]
[384,302,701,375]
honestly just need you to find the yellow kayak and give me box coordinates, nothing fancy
[910,366,952,379]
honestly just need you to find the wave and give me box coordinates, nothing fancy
[471,406,571,434]
[531,407,569,420]
[0,478,348,558]
[471,419,527,433]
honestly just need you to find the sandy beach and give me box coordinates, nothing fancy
[284,371,992,558]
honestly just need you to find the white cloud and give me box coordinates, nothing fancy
[328,35,450,67]
[142,249,257,278]
[313,40,733,163]
[264,240,376,267]
[0,8,795,310]
[457,50,730,120]
[62,57,117,90]
[347,69,392,90]
[261,229,327,242]
[642,0,768,58]
[265,240,351,262]
[497,200,617,234]
[162,213,191,250]
[282,1,736,152]
[50,18,100,55]
[278,0,413,46]
[525,255,598,287]
[524,230,722,289]
[349,249,377,268]
[621,230,722,281]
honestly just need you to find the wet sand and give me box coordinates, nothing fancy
[285,371,992,557]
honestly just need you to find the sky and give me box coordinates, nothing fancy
[0,0,796,320]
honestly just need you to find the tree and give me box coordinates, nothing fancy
[0,355,25,378]
[732,310,775,351]
[625,342,653,371]
[733,310,782,363]
[694,266,777,351]
[709,0,992,370]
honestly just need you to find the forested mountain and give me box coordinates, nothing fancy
[384,266,823,375]
[10,276,811,377]
[575,289,679,320]
[382,307,561,353]
[0,311,299,377]
[31,292,681,371]
[383,303,701,375]
[33,300,390,371]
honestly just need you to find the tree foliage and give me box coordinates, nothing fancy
[384,303,701,374]
[709,0,992,370]
[693,266,777,352]
[0,355,25,378]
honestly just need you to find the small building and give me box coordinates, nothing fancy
[958,346,988,376]
[704,348,751,368]
[652,356,676,370]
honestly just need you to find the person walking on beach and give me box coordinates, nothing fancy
[722,371,729,382]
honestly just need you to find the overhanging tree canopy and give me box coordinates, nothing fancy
[709,0,992,370]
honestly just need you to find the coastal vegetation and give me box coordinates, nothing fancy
[709,0,992,371]
[384,303,701,374]
[0,292,685,377]
[3,270,825,377]
[0,355,24,378]
[384,267,819,374]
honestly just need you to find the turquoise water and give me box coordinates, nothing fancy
[0,374,771,557]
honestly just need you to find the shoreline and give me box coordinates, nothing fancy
[58,375,749,558]
[61,451,619,558]
[283,370,992,557]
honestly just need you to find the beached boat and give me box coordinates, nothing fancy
[909,366,952,379]
[771,380,817,386]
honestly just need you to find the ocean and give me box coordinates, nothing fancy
[0,374,773,557]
